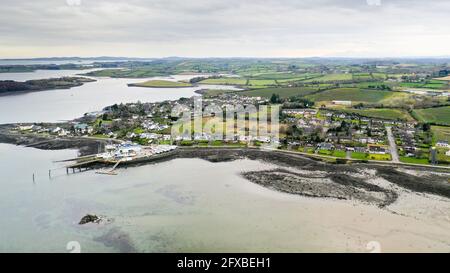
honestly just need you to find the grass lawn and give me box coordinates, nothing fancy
[436,149,450,164]
[400,156,430,165]
[299,147,315,154]
[129,80,192,88]
[351,152,368,160]
[318,149,333,156]
[306,88,397,104]
[367,154,392,161]
[332,150,347,158]
[413,106,450,126]
[239,87,318,98]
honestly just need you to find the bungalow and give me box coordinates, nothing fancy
[140,133,159,140]
[18,125,35,131]
[74,123,93,135]
[368,144,388,155]
[332,100,352,106]
[436,141,449,148]
[354,147,367,153]
[317,142,335,151]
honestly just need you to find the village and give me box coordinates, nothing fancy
[13,93,450,167]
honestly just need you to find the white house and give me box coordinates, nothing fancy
[436,141,449,148]
[332,100,352,106]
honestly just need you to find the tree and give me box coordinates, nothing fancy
[422,123,431,132]
[270,93,281,104]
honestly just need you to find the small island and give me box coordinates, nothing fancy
[128,80,193,88]
[0,77,96,96]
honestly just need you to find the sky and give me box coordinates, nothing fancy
[0,0,449,58]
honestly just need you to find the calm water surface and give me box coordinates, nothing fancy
[0,70,239,123]
[0,143,333,252]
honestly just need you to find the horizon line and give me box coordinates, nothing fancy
[1,55,450,61]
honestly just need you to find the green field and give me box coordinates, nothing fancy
[413,106,450,126]
[247,79,277,86]
[351,152,368,160]
[332,150,347,158]
[249,72,306,80]
[399,156,430,165]
[340,108,414,121]
[372,73,387,80]
[84,69,165,78]
[431,126,450,143]
[306,88,396,103]
[352,73,372,81]
[201,89,240,97]
[302,73,353,83]
[399,80,447,90]
[129,80,193,88]
[239,87,318,98]
[367,154,392,161]
[199,78,248,85]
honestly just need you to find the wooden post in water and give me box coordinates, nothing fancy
[48,170,51,179]
[32,173,35,183]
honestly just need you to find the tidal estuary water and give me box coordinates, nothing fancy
[1,65,450,252]
[1,144,450,252]
[0,70,238,123]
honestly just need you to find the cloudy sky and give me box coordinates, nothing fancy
[0,0,449,58]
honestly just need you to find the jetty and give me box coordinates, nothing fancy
[64,143,178,175]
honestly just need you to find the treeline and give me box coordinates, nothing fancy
[0,77,95,94]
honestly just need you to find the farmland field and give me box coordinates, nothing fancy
[302,73,352,83]
[247,79,277,86]
[199,78,248,85]
[372,73,387,80]
[352,73,372,81]
[128,80,192,88]
[399,80,447,90]
[239,87,318,98]
[306,88,398,103]
[431,126,450,143]
[434,76,450,81]
[413,106,450,126]
[249,72,306,80]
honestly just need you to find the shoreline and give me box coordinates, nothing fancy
[1,126,449,204]
[0,77,96,97]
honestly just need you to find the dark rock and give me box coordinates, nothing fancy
[79,214,101,225]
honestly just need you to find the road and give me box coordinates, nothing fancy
[386,126,400,163]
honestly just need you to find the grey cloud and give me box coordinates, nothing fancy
[0,0,449,57]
